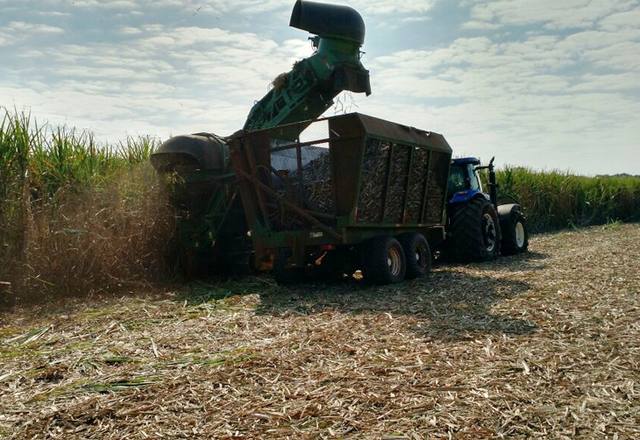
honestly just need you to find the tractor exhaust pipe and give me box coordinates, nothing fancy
[290,0,366,45]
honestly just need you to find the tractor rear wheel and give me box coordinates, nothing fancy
[398,233,432,279]
[501,211,529,255]
[362,236,406,285]
[447,197,500,262]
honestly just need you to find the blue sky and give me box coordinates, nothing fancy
[1,0,639,175]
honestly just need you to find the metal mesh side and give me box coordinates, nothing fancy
[299,149,335,214]
[425,151,449,224]
[356,139,390,223]
[384,144,410,223]
[406,148,429,223]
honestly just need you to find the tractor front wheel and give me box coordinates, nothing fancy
[501,211,529,255]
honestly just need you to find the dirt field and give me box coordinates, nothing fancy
[1,224,639,439]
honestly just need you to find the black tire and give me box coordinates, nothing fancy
[501,212,529,255]
[273,250,305,285]
[177,247,211,279]
[398,233,432,279]
[362,236,406,285]
[314,250,348,283]
[447,197,500,262]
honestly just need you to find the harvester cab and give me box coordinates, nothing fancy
[445,157,529,261]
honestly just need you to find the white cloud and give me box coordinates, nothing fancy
[0,21,65,46]
[402,17,430,24]
[36,11,71,17]
[7,21,65,34]
[599,9,640,30]
[118,26,143,35]
[42,0,138,9]
[570,72,639,92]
[462,20,500,30]
[465,0,639,29]
[350,0,435,14]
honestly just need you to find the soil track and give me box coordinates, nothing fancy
[1,224,639,439]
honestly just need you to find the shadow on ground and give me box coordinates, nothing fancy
[434,251,549,273]
[2,263,539,343]
[250,268,537,341]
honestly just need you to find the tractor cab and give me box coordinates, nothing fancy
[447,157,486,205]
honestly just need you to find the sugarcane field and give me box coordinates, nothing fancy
[2,0,640,438]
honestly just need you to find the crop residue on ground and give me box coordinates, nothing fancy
[1,224,639,438]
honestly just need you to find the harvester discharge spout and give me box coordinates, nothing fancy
[243,0,371,139]
[289,0,366,45]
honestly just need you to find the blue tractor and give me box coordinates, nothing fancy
[445,157,529,261]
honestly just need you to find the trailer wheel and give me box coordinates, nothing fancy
[501,211,529,255]
[447,197,500,262]
[362,236,406,285]
[398,233,432,279]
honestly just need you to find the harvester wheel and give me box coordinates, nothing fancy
[362,236,406,285]
[448,197,500,262]
[501,211,529,255]
[273,250,305,285]
[398,233,432,279]
[176,247,209,279]
[314,251,348,283]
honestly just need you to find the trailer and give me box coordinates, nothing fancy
[228,113,452,284]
